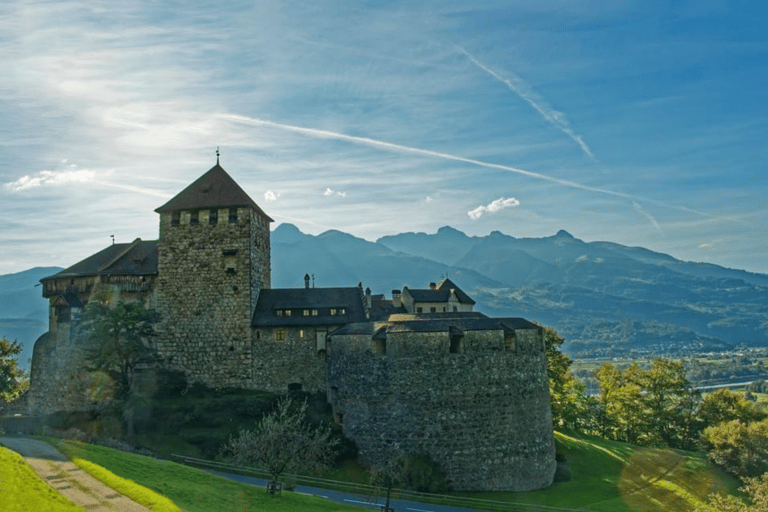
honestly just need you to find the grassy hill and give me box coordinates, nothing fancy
[33,429,739,512]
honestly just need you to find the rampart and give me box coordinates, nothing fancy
[326,327,556,491]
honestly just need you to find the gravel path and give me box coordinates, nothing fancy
[1,437,155,512]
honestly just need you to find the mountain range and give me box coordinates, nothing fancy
[2,225,766,371]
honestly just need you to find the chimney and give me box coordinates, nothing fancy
[392,290,401,308]
[365,287,372,309]
[429,282,437,290]
[304,273,310,289]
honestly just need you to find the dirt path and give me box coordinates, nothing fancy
[1,437,154,512]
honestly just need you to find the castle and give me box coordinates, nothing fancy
[28,161,556,491]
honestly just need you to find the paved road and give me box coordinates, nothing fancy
[1,437,154,512]
[208,469,500,512]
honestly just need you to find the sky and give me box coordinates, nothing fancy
[2,1,767,276]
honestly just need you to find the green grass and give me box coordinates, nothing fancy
[47,438,366,512]
[0,444,82,512]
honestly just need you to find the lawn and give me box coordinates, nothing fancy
[47,438,365,512]
[0,444,82,512]
[449,430,738,512]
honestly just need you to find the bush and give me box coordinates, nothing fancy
[405,453,450,493]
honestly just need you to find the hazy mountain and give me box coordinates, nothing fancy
[5,225,767,362]
[0,267,61,371]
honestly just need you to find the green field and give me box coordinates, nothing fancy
[47,437,365,512]
[44,430,738,512]
[0,444,82,512]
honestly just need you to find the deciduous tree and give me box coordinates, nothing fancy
[224,397,338,492]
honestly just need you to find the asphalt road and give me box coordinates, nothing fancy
[209,469,498,512]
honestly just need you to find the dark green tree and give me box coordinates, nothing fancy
[543,327,593,429]
[77,301,160,397]
[0,338,28,402]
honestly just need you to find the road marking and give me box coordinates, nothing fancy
[344,498,380,506]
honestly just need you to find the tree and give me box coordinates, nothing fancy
[543,327,592,429]
[698,474,768,511]
[700,418,768,479]
[224,397,338,492]
[640,359,696,447]
[698,389,765,428]
[77,301,160,397]
[0,338,27,402]
[369,447,408,512]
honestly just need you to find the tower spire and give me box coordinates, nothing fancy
[216,146,220,165]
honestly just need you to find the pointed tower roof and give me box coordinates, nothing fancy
[155,164,273,221]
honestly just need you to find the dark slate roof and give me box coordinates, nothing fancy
[41,239,158,281]
[155,164,273,221]
[328,322,375,336]
[382,316,516,334]
[252,287,368,327]
[403,278,475,305]
[369,295,406,320]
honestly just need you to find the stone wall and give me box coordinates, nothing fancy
[155,207,269,388]
[327,327,555,491]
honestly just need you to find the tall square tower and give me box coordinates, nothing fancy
[154,163,271,387]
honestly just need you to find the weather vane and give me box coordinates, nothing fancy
[216,146,220,165]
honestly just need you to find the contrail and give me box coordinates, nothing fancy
[455,45,597,162]
[219,113,713,219]
[633,201,662,232]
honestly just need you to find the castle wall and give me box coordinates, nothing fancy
[327,327,556,491]
[250,326,332,393]
[28,278,155,415]
[155,207,269,389]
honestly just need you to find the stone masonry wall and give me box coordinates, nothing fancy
[327,327,556,491]
[155,207,268,388]
[250,326,333,393]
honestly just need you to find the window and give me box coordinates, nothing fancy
[276,310,283,317]
[303,309,310,316]
[430,307,436,313]
[453,306,458,312]
[339,308,346,315]
[416,307,423,313]
[285,309,292,317]
[229,207,238,224]
[190,211,199,226]
[209,210,218,225]
[275,330,285,341]
[330,309,336,316]
[256,331,261,339]
[171,211,180,227]
[312,309,318,316]
[299,329,305,338]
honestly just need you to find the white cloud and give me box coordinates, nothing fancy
[323,187,346,197]
[264,190,280,201]
[5,169,95,191]
[468,197,520,219]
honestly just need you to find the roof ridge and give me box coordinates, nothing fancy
[98,238,143,273]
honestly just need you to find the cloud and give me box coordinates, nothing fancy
[455,45,597,162]
[264,190,280,201]
[5,169,95,191]
[468,197,520,220]
[323,187,346,197]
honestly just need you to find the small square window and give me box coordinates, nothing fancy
[171,211,180,227]
[276,330,285,341]
[339,308,346,315]
[312,309,318,316]
[416,307,423,313]
[285,310,292,317]
[190,211,199,226]
[276,310,283,317]
[229,207,238,224]
[430,307,436,313]
[303,310,310,316]
[330,309,336,316]
[209,210,218,225]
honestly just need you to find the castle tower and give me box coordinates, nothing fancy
[154,163,272,388]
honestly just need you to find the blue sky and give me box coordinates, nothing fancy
[2,1,767,275]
